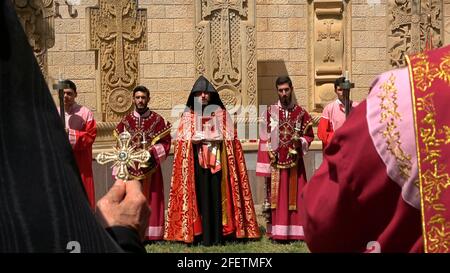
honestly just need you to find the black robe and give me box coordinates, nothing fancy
[0,1,143,252]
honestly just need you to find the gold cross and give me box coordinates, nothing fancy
[96,130,150,181]
[281,126,290,140]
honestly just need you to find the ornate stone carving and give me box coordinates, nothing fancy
[388,0,442,68]
[54,0,78,18]
[194,0,257,115]
[88,0,147,122]
[317,20,341,62]
[14,0,56,80]
[308,0,349,111]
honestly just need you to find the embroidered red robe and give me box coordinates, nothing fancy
[256,102,314,240]
[303,45,450,253]
[115,109,171,241]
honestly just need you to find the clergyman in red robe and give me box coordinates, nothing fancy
[115,85,171,242]
[60,80,97,209]
[303,45,450,253]
[256,76,314,241]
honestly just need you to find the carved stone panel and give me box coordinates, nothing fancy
[88,0,147,122]
[14,0,56,80]
[308,0,350,111]
[388,0,443,68]
[194,0,257,115]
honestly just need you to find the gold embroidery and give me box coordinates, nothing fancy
[428,215,450,253]
[378,73,412,180]
[409,52,450,93]
[416,93,450,209]
[436,54,450,85]
[408,51,450,253]
[422,169,450,206]
[409,53,438,93]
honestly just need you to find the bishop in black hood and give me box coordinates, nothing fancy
[185,75,226,110]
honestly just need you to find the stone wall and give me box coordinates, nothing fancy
[256,0,308,109]
[351,1,389,102]
[46,0,449,121]
[48,0,98,113]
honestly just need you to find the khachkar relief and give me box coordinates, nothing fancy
[195,0,257,115]
[388,0,442,68]
[88,0,147,122]
[308,0,350,112]
[14,0,56,80]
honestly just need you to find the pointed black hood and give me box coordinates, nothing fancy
[0,1,121,252]
[186,75,225,110]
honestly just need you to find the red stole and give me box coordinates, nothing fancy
[407,46,450,253]
[267,104,312,211]
[197,115,222,174]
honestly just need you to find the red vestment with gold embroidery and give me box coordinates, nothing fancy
[115,109,171,241]
[256,103,314,240]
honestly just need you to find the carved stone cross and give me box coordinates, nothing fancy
[317,20,340,62]
[391,1,424,53]
[88,0,147,121]
[390,0,440,54]
[96,131,150,181]
[203,0,247,83]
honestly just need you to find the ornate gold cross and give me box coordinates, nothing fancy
[96,130,150,181]
[280,126,290,141]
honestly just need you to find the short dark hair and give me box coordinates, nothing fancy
[133,85,150,97]
[275,76,293,89]
[63,79,76,93]
[334,77,346,90]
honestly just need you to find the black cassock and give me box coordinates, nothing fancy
[0,1,142,252]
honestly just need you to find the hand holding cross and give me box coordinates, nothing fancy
[96,130,151,181]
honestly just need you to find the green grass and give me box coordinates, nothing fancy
[145,226,310,253]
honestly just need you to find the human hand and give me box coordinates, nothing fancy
[96,179,150,240]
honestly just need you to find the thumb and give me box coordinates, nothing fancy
[103,179,126,203]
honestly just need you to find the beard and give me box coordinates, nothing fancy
[280,95,291,106]
[135,103,148,113]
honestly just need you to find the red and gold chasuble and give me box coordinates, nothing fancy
[407,47,450,253]
[115,110,171,180]
[266,104,313,210]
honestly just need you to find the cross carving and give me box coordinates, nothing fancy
[317,20,340,62]
[89,0,146,84]
[88,0,147,121]
[96,131,150,181]
[391,0,440,53]
[203,0,247,82]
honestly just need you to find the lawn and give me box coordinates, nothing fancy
[145,226,310,253]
